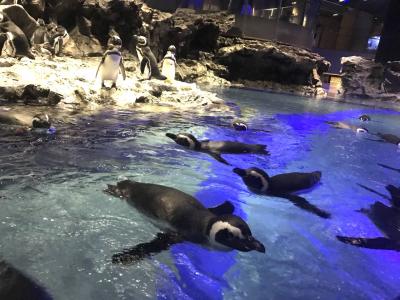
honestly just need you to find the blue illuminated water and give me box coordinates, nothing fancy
[1,89,400,299]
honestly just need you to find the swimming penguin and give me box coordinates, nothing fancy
[0,112,55,135]
[0,260,53,300]
[358,114,371,122]
[337,184,400,251]
[133,34,166,80]
[165,132,269,165]
[0,12,34,59]
[230,120,271,132]
[373,133,400,148]
[161,45,177,81]
[326,121,368,133]
[104,179,265,264]
[95,47,126,89]
[233,167,331,219]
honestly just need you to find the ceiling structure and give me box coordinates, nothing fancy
[322,0,390,17]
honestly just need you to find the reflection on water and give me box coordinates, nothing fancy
[1,89,400,300]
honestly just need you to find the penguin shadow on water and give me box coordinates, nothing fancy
[337,181,400,251]
[233,167,331,219]
[165,132,270,165]
[103,180,265,265]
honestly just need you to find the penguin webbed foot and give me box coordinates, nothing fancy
[274,193,331,219]
[207,152,231,165]
[336,236,400,251]
[208,201,235,216]
[112,232,182,265]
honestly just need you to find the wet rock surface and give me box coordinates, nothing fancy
[340,56,400,103]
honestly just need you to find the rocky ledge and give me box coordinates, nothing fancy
[340,56,400,107]
[0,54,233,115]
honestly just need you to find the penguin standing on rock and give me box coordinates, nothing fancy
[104,179,265,264]
[166,132,269,165]
[133,34,166,80]
[0,11,35,59]
[233,167,331,218]
[95,47,126,89]
[161,45,177,81]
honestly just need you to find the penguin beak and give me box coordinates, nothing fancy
[245,236,266,253]
[165,133,177,140]
[233,168,246,177]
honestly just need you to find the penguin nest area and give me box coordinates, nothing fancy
[0,55,234,115]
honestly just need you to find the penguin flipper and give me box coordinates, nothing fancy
[208,201,235,216]
[95,56,106,79]
[336,236,400,251]
[378,163,400,173]
[140,58,150,74]
[112,232,182,265]
[207,152,230,165]
[386,185,400,208]
[120,57,126,80]
[357,183,391,201]
[273,193,331,219]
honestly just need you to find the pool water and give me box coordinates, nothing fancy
[1,88,400,300]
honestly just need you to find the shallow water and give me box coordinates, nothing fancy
[1,89,400,300]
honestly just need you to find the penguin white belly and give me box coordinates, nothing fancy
[100,54,121,81]
[161,59,175,81]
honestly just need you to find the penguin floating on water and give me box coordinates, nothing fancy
[367,132,400,148]
[104,179,265,264]
[95,46,126,89]
[337,183,400,251]
[230,120,271,132]
[358,114,371,122]
[0,111,55,135]
[233,167,331,219]
[161,45,177,81]
[326,121,368,134]
[166,132,269,165]
[133,34,166,80]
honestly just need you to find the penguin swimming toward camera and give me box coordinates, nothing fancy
[233,167,331,219]
[326,121,368,133]
[161,45,177,81]
[165,132,269,165]
[337,183,400,251]
[358,114,371,122]
[95,47,126,89]
[133,34,166,80]
[0,11,35,59]
[104,179,265,264]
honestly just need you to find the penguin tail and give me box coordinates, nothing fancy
[255,144,269,155]
[312,171,322,183]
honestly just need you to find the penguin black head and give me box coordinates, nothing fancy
[133,35,147,47]
[165,133,200,150]
[207,214,265,253]
[359,114,371,122]
[232,120,248,131]
[356,127,369,134]
[32,114,51,129]
[233,167,270,193]
[168,45,176,54]
[37,18,45,26]
[108,35,122,48]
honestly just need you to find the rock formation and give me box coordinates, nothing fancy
[340,56,400,103]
